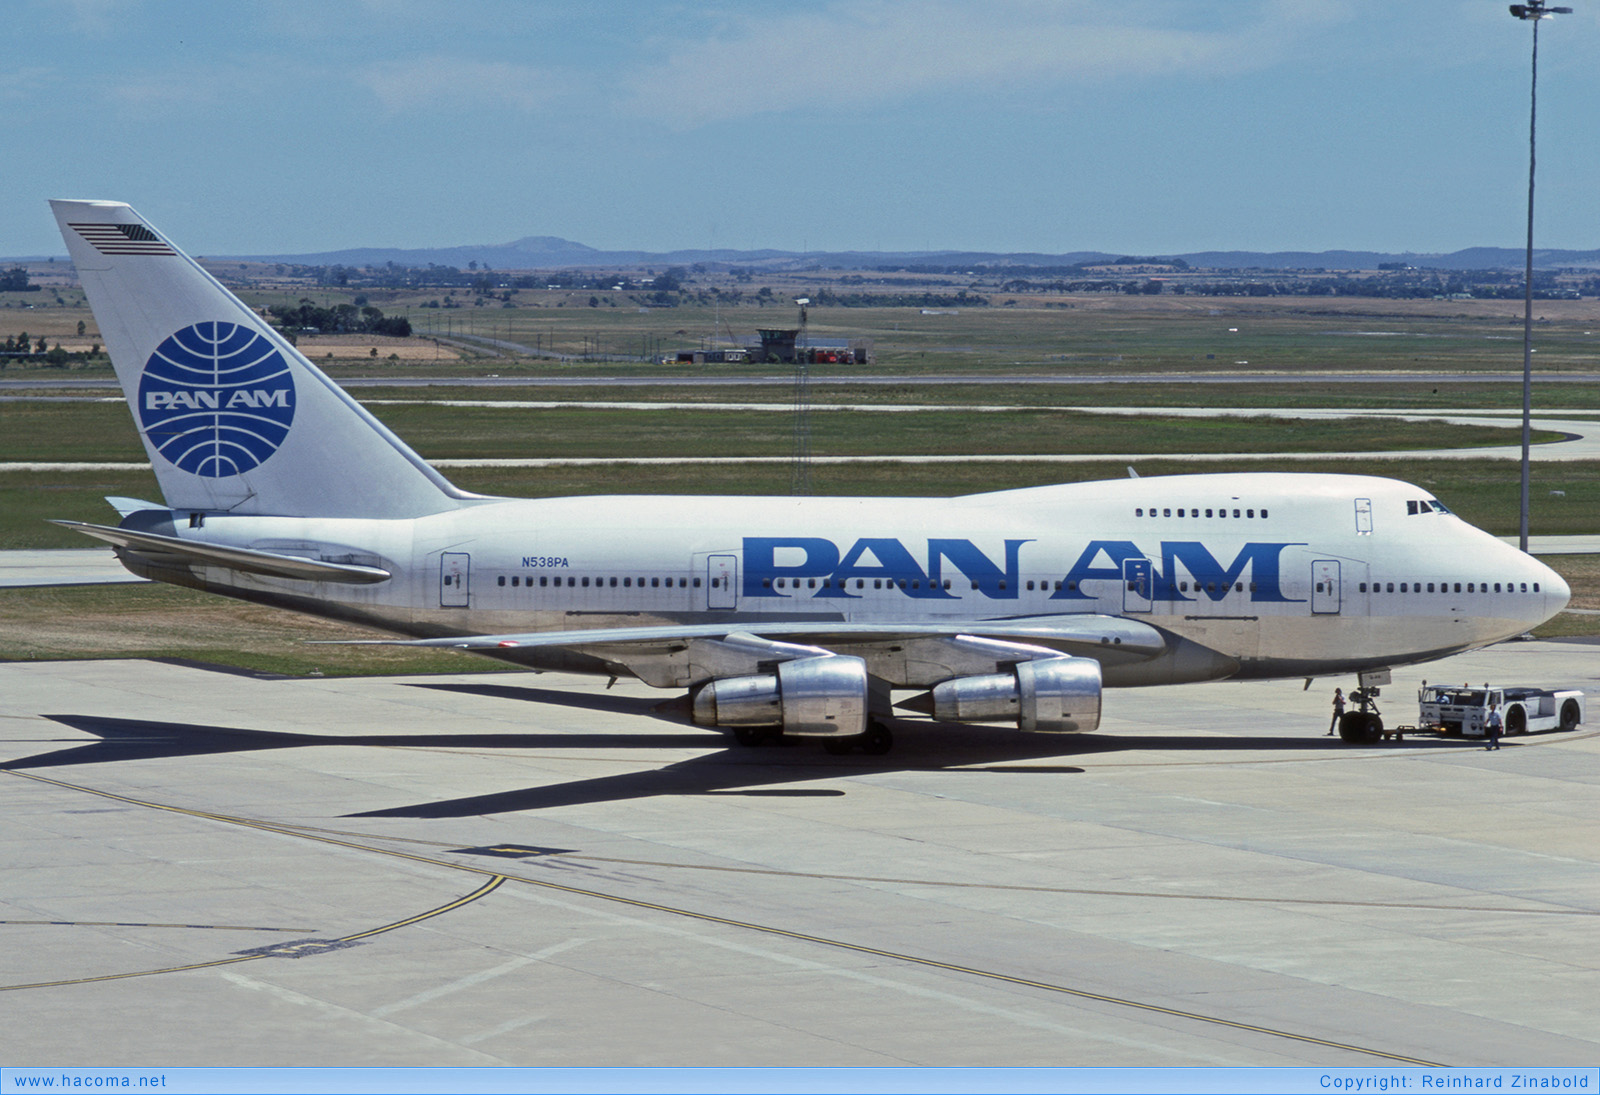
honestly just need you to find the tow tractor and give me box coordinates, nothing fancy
[1415,683,1585,738]
[1332,670,1585,743]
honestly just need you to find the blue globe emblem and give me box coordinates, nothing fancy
[138,322,296,477]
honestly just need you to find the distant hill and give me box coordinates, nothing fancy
[1177,247,1600,271]
[233,238,1600,272]
[241,235,799,271]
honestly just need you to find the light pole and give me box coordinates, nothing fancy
[1509,2,1571,553]
[792,298,812,496]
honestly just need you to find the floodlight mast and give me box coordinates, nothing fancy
[1509,1,1571,553]
[792,298,812,495]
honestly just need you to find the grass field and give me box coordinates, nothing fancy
[0,582,481,677]
[10,285,1600,375]
[12,376,1600,412]
[355,380,1600,412]
[2,398,1547,464]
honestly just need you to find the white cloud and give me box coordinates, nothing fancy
[103,55,302,114]
[46,0,132,36]
[621,0,1349,127]
[357,56,570,114]
[0,67,55,102]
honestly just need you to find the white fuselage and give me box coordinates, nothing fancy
[119,471,1569,689]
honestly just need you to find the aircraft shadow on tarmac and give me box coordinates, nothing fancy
[5,688,1473,819]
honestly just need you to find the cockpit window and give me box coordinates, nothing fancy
[1407,498,1452,516]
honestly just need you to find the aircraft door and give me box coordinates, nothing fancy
[440,552,470,608]
[1122,557,1153,613]
[1354,498,1373,535]
[1311,559,1341,614]
[707,554,737,610]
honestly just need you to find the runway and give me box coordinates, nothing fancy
[3,642,1598,1066]
[9,370,1600,392]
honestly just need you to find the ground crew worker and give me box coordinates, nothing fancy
[1485,703,1503,751]
[1327,687,1345,736]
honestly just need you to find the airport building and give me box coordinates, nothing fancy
[667,328,873,365]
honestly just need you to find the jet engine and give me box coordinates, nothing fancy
[912,655,1102,733]
[690,654,868,738]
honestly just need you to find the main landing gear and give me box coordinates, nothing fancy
[822,720,894,756]
[731,726,781,747]
[731,720,895,755]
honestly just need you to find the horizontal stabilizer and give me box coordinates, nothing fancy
[52,520,392,585]
[104,496,165,518]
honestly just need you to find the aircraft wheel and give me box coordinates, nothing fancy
[1559,699,1580,732]
[1339,712,1382,744]
[733,726,779,747]
[859,721,893,755]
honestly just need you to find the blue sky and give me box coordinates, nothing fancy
[6,0,1600,259]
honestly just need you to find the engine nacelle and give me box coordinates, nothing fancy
[690,654,868,738]
[926,656,1102,733]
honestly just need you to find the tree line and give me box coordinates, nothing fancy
[267,300,412,337]
[0,267,39,292]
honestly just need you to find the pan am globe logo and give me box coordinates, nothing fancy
[138,322,295,477]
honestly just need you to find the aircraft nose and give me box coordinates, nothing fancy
[1513,547,1570,624]
[1539,558,1571,615]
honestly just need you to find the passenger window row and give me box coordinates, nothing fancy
[497,574,706,589]
[765,578,1101,593]
[1135,506,1268,519]
[1358,580,1541,594]
[768,576,958,590]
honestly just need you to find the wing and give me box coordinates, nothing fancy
[338,614,1170,688]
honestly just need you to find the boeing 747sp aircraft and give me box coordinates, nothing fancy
[48,199,1570,753]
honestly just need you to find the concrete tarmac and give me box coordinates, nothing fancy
[3,641,1598,1066]
[0,548,147,588]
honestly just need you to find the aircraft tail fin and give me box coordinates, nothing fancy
[50,199,478,519]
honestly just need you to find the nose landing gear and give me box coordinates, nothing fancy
[1338,687,1383,744]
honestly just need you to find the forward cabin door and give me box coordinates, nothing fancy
[707,554,737,610]
[1311,559,1341,614]
[440,552,470,608]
